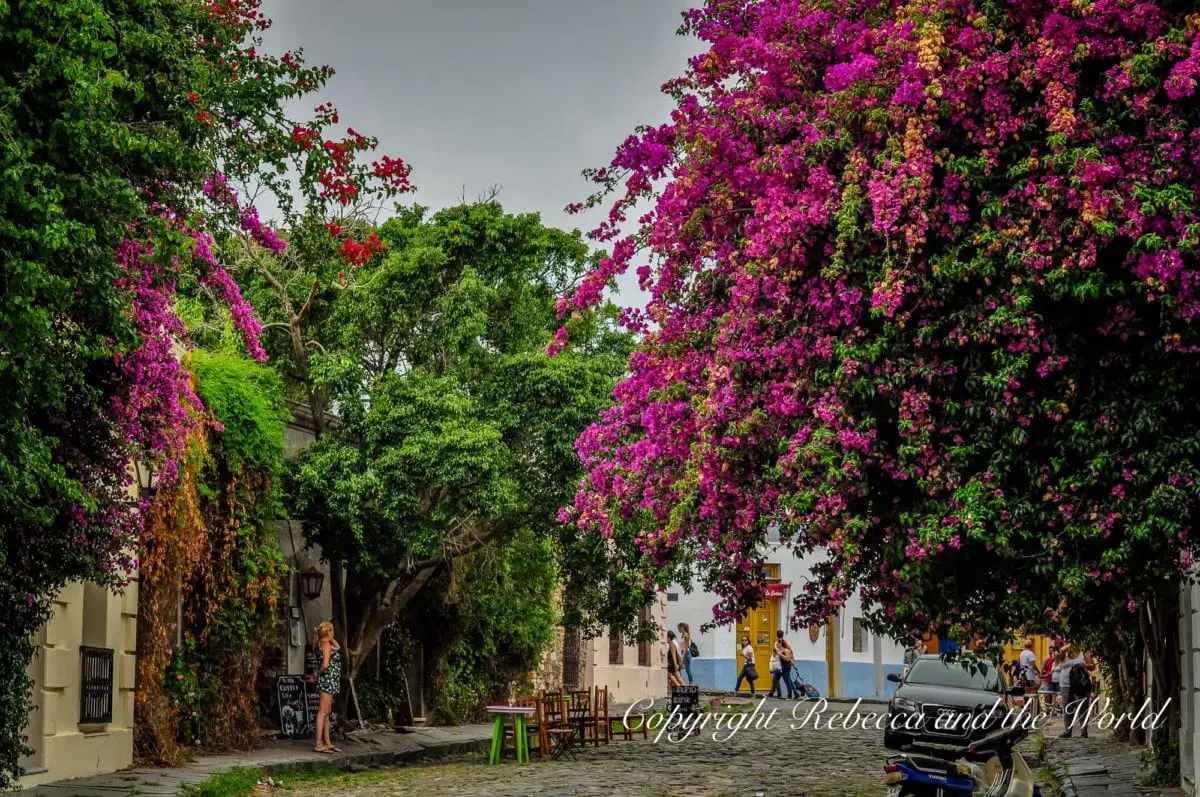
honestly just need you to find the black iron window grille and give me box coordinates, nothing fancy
[80,646,114,724]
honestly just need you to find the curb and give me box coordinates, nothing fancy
[260,737,491,777]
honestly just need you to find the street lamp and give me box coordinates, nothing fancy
[299,569,324,601]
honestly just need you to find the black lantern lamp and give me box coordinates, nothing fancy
[134,461,155,499]
[299,569,324,601]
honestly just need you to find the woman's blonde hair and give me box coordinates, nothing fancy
[313,621,334,646]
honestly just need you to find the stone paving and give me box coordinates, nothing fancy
[1041,729,1183,797]
[13,725,493,797]
[280,698,914,797]
[15,698,1188,797]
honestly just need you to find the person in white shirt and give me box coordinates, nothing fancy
[734,634,758,697]
[666,629,684,688]
[1018,639,1040,693]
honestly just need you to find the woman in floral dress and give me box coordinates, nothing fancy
[312,621,343,753]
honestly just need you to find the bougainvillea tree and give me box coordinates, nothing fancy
[558,0,1200,707]
[0,0,406,783]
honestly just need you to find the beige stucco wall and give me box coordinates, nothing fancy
[19,579,138,788]
[586,595,669,705]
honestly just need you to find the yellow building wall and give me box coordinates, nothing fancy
[19,579,138,788]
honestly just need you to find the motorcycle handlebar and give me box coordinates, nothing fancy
[967,724,1029,754]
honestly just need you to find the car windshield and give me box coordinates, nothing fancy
[904,659,1002,692]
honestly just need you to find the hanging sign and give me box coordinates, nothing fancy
[762,582,791,599]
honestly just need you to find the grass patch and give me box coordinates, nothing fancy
[1030,729,1047,765]
[182,767,264,797]
[1038,761,1067,797]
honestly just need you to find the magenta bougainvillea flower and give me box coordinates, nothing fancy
[558,0,1200,643]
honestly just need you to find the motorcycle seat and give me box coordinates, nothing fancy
[902,755,965,778]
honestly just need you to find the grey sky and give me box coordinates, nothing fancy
[264,1,702,302]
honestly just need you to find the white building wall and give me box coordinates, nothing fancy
[1181,581,1200,795]
[667,543,906,699]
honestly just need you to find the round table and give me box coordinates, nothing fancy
[485,704,536,764]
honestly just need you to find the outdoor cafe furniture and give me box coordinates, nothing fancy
[549,693,590,761]
[587,685,610,745]
[485,703,536,764]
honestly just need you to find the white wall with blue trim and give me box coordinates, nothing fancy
[666,545,906,700]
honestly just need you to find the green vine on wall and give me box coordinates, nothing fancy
[135,350,288,764]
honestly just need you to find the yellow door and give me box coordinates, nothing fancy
[739,599,778,693]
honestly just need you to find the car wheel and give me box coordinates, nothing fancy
[884,728,907,750]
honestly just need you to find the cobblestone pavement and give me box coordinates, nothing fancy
[278,698,917,797]
[1040,725,1183,797]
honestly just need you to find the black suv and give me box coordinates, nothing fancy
[884,655,1022,751]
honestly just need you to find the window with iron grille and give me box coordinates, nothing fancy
[562,629,582,689]
[608,629,623,665]
[80,646,114,724]
[852,618,868,654]
[637,606,651,667]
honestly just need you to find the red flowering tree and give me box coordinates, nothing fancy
[559,0,1200,731]
[0,0,405,783]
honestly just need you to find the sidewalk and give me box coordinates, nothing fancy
[1042,729,1183,797]
[15,725,493,797]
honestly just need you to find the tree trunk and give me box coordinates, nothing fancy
[345,566,439,682]
[1142,585,1182,785]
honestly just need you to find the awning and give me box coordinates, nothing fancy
[762,582,791,599]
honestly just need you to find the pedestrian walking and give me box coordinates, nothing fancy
[311,621,343,753]
[1018,638,1040,695]
[773,630,799,699]
[666,629,684,688]
[1059,644,1098,738]
[678,623,695,685]
[903,641,920,676]
[735,634,758,697]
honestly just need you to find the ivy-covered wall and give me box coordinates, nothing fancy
[135,350,288,764]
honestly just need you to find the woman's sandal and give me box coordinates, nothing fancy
[329,746,343,753]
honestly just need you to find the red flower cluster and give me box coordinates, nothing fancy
[338,234,386,268]
[291,125,318,150]
[372,155,412,192]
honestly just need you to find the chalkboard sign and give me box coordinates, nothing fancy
[276,676,338,738]
[304,645,320,675]
[668,685,700,711]
[305,680,338,736]
[276,676,308,738]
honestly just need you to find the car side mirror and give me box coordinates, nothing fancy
[887,672,903,683]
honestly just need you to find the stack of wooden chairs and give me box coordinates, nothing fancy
[503,685,647,760]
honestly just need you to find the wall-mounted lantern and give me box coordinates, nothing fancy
[134,461,156,499]
[299,569,325,602]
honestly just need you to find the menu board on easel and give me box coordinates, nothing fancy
[277,675,338,738]
[276,675,308,738]
[304,644,321,675]
[304,680,338,736]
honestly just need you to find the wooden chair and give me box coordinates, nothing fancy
[587,685,611,745]
[610,691,649,741]
[537,690,565,758]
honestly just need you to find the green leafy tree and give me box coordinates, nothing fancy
[276,201,631,681]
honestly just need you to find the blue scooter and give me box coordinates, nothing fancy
[883,725,1043,797]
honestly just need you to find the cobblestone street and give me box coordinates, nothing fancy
[268,699,1184,797]
[279,699,932,797]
